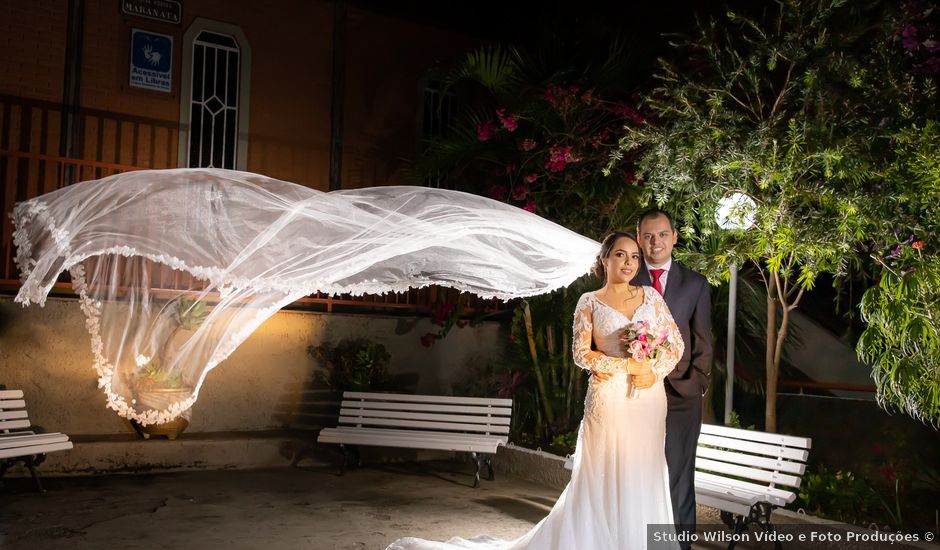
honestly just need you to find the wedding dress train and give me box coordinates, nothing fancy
[387,287,683,550]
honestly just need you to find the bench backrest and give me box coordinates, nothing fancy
[338,392,512,437]
[0,389,32,433]
[696,424,812,500]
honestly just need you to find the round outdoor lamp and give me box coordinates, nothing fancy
[715,192,756,425]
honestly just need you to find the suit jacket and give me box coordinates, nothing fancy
[635,261,713,399]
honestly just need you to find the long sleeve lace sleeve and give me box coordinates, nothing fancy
[572,293,631,374]
[647,289,685,381]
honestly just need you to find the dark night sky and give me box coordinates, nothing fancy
[352,0,749,83]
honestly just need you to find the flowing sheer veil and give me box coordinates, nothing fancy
[12,168,601,424]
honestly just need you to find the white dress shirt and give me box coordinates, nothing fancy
[646,258,672,294]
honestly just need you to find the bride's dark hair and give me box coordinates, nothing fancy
[592,231,639,280]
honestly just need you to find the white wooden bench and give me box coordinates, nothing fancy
[695,424,811,548]
[317,391,512,488]
[0,389,74,492]
[562,423,810,548]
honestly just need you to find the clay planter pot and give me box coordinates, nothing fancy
[131,387,194,440]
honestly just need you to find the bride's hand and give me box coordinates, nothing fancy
[631,372,656,390]
[592,370,615,382]
[627,359,652,377]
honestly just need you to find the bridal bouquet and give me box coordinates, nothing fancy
[621,321,672,398]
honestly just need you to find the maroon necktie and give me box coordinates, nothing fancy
[650,268,665,295]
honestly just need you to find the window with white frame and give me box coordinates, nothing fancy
[187,31,240,168]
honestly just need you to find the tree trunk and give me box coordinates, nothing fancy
[523,303,555,426]
[765,276,778,433]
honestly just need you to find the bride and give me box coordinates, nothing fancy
[387,231,684,550]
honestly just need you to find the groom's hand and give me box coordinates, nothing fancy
[631,372,656,389]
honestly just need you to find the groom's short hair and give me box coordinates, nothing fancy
[637,208,676,232]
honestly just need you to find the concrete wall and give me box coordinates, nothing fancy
[0,296,505,437]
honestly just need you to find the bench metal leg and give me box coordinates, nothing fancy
[485,455,494,481]
[0,460,9,489]
[470,452,484,488]
[721,503,782,550]
[25,457,46,493]
[338,444,360,476]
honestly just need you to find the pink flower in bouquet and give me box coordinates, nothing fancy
[512,185,528,201]
[627,340,646,357]
[622,321,671,363]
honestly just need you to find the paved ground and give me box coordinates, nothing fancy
[1,462,935,550]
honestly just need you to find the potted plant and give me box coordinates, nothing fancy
[130,296,208,440]
[308,339,391,392]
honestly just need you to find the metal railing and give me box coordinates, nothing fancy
[0,94,502,315]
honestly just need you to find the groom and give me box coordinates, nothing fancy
[636,208,713,548]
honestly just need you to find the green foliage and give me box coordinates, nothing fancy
[551,430,579,455]
[609,0,940,426]
[136,361,183,390]
[415,33,652,448]
[795,466,882,526]
[857,118,940,424]
[308,339,391,392]
[135,295,210,390]
[859,247,940,425]
[613,0,876,288]
[175,297,209,331]
[413,40,647,237]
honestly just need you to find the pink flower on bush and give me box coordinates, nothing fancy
[544,144,574,172]
[420,333,437,347]
[431,303,456,326]
[544,84,562,106]
[497,371,524,398]
[522,201,537,213]
[486,183,508,200]
[520,138,537,151]
[544,83,576,110]
[476,119,497,141]
[879,465,897,483]
[611,103,645,125]
[524,174,538,184]
[512,185,528,201]
[590,129,611,148]
[496,108,518,132]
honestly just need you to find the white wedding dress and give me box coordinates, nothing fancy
[387,287,684,550]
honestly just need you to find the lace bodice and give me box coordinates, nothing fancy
[572,287,685,382]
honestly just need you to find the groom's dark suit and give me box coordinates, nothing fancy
[636,261,713,540]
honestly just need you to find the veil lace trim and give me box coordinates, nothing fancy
[12,168,601,424]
